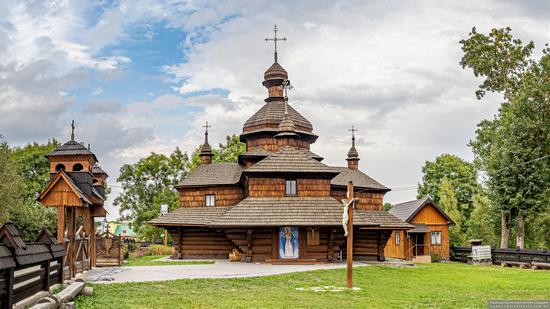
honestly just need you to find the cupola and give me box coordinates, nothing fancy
[346,126,360,170]
[199,121,213,165]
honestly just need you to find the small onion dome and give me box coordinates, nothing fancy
[200,138,212,155]
[347,144,359,158]
[262,62,288,87]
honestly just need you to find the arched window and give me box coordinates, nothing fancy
[93,179,98,184]
[72,163,84,172]
[55,164,65,171]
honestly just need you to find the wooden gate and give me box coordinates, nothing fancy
[95,232,122,267]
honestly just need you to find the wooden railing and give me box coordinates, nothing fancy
[0,223,65,308]
[451,246,550,268]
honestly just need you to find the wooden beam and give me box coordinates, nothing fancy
[57,207,65,244]
[246,229,253,263]
[346,181,354,289]
[327,228,334,262]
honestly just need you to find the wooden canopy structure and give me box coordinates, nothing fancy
[38,126,108,277]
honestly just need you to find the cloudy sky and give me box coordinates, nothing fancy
[1,0,549,219]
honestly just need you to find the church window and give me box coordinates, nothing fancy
[205,194,216,207]
[285,180,297,196]
[395,231,400,245]
[55,164,66,171]
[72,163,84,171]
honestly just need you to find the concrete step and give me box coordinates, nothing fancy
[411,255,432,263]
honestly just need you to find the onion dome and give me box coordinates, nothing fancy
[262,62,288,87]
[346,127,360,170]
[199,122,213,165]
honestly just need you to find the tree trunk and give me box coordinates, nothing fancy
[516,212,525,249]
[500,212,511,248]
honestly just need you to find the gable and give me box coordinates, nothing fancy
[39,174,85,207]
[409,203,451,225]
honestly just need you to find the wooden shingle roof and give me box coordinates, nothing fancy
[210,197,412,228]
[47,140,98,161]
[175,163,243,188]
[390,196,455,224]
[331,167,389,191]
[149,207,230,226]
[243,100,313,132]
[245,146,338,174]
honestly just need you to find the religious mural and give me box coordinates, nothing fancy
[279,226,299,259]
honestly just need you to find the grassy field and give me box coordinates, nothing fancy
[126,255,215,266]
[75,263,550,308]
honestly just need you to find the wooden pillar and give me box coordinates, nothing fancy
[90,216,96,267]
[346,181,354,289]
[246,229,253,263]
[66,207,76,278]
[57,207,65,243]
[3,268,14,309]
[327,228,334,262]
[178,228,183,259]
[42,260,51,290]
[82,207,91,269]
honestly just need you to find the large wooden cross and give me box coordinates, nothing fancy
[265,24,286,63]
[342,181,359,288]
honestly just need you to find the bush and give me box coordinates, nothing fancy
[431,253,442,262]
[145,244,174,256]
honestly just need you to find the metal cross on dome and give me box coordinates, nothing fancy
[348,125,357,140]
[265,24,286,63]
[203,121,211,134]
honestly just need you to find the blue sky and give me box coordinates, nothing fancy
[1,0,549,219]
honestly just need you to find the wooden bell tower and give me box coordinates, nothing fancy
[38,121,108,277]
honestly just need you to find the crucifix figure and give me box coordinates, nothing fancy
[282,79,293,102]
[265,24,286,63]
[70,120,75,141]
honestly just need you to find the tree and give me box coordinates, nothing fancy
[114,148,189,241]
[383,203,393,211]
[461,27,550,248]
[464,192,499,247]
[187,134,246,172]
[438,177,464,246]
[0,137,19,223]
[417,154,478,221]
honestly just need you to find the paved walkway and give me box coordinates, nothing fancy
[81,260,383,284]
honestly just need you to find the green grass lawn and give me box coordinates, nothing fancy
[76,263,550,308]
[126,255,215,266]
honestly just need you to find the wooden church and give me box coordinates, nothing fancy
[150,33,412,263]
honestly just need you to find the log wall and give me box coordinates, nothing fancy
[331,189,384,210]
[248,178,331,198]
[178,186,244,207]
[350,229,391,261]
[168,227,238,259]
[245,136,310,152]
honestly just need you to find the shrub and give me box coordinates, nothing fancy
[431,253,442,263]
[145,244,174,256]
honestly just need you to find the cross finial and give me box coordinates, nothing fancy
[265,24,286,63]
[203,121,211,134]
[70,120,75,141]
[348,125,357,145]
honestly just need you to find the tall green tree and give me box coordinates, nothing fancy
[114,148,189,241]
[0,137,19,223]
[418,154,478,221]
[438,177,464,246]
[187,134,246,172]
[464,192,499,247]
[461,27,550,248]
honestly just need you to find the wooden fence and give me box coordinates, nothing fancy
[451,246,550,268]
[0,222,65,309]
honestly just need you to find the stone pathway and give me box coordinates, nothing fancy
[81,260,376,283]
